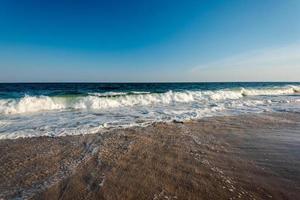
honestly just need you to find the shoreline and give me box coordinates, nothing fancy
[1,112,300,199]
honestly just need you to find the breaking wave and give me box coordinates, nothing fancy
[0,85,299,115]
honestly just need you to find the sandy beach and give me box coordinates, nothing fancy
[1,0,300,199]
[0,112,299,200]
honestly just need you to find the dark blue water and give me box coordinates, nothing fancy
[1,82,299,99]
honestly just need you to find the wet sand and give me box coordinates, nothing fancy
[0,112,300,200]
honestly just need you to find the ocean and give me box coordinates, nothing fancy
[0,82,299,139]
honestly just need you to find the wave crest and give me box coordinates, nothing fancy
[0,96,65,114]
[0,85,299,115]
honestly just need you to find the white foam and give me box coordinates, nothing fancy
[241,86,297,96]
[89,91,150,97]
[131,91,151,94]
[1,89,299,139]
[0,96,65,114]
[1,84,300,139]
[0,85,299,115]
[89,92,127,97]
[205,90,242,100]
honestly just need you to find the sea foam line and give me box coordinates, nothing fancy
[0,85,299,115]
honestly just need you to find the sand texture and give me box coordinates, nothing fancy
[1,113,300,200]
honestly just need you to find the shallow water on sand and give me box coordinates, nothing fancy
[218,114,300,198]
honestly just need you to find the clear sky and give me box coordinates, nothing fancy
[0,0,300,82]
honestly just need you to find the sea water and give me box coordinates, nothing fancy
[0,82,299,139]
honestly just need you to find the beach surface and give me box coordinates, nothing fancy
[1,112,300,200]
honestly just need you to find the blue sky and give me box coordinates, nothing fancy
[0,0,300,82]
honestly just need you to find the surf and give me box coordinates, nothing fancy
[0,85,299,115]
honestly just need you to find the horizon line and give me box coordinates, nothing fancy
[0,81,299,84]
